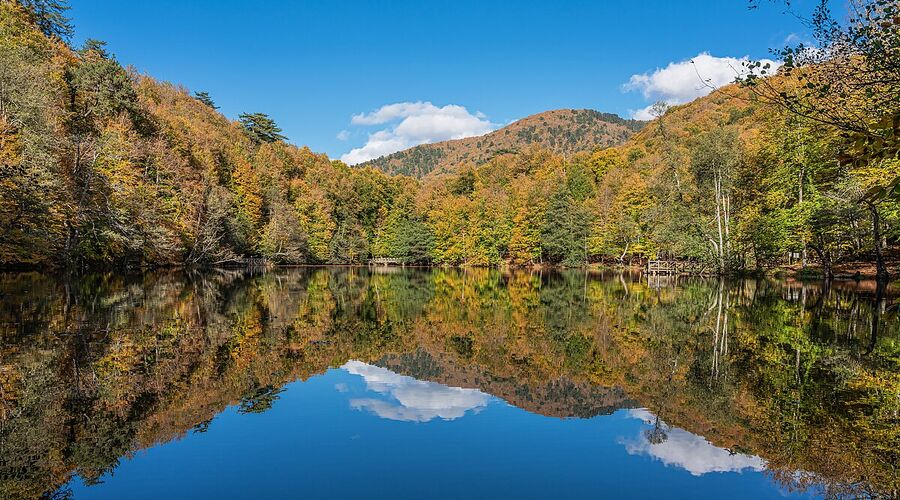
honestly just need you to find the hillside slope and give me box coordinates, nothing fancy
[0,1,411,268]
[360,109,643,178]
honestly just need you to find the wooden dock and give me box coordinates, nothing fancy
[369,257,402,267]
[646,260,705,275]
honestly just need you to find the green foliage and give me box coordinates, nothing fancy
[239,112,286,143]
[67,48,140,134]
[541,186,589,265]
[373,192,433,264]
[2,269,897,497]
[328,222,369,264]
[744,0,900,202]
[193,91,218,109]
[0,1,897,277]
[17,0,72,39]
[238,385,285,414]
[449,168,476,196]
[80,38,108,57]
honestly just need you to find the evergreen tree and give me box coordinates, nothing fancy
[17,0,72,39]
[239,112,286,143]
[541,186,589,266]
[193,91,218,109]
[80,38,109,58]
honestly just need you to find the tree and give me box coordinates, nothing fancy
[68,45,139,131]
[186,183,239,265]
[17,0,73,39]
[193,91,218,109]
[744,1,900,198]
[541,183,589,266]
[508,199,544,265]
[0,5,63,265]
[238,385,284,414]
[373,192,433,264]
[428,195,472,265]
[239,112,286,143]
[756,114,841,270]
[259,200,307,263]
[691,129,742,272]
[745,0,900,281]
[230,150,263,253]
[804,190,862,279]
[0,131,62,264]
[602,170,652,265]
[63,48,143,263]
[293,181,334,263]
[80,38,109,58]
[328,222,368,263]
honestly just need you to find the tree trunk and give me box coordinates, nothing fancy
[619,242,629,266]
[714,175,725,273]
[799,166,807,268]
[809,242,833,280]
[866,279,886,355]
[866,201,890,282]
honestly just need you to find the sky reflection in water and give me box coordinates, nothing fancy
[623,409,766,476]
[65,362,806,499]
[343,360,769,479]
[5,268,891,498]
[342,360,490,422]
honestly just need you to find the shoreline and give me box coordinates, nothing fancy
[1,260,895,283]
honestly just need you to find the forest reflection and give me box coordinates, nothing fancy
[0,268,897,498]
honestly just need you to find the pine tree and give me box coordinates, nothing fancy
[17,0,73,39]
[80,38,108,58]
[239,112,286,143]
[194,91,218,109]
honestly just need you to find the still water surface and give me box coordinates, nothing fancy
[1,268,897,498]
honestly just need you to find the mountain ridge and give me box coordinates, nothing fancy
[359,108,644,178]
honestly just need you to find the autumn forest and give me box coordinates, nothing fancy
[1,0,899,281]
[3,1,900,499]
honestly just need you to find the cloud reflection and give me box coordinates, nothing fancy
[623,409,766,476]
[342,360,490,422]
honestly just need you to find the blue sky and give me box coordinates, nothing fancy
[69,0,837,162]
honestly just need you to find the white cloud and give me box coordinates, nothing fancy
[631,104,667,122]
[783,33,802,44]
[340,101,495,165]
[336,130,350,141]
[350,102,436,125]
[624,52,782,120]
[623,409,766,476]
[342,360,490,422]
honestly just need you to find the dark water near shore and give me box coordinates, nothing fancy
[1,268,897,499]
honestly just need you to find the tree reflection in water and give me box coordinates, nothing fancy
[0,268,897,498]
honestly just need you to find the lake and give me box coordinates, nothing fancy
[1,268,897,499]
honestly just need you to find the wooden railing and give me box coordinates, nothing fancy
[647,260,706,275]
[369,257,402,266]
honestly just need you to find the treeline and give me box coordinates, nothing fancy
[1,0,898,276]
[399,90,900,275]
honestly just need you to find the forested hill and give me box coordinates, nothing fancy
[2,0,898,277]
[0,1,409,268]
[359,109,644,178]
[410,77,899,275]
